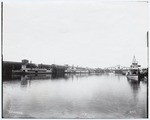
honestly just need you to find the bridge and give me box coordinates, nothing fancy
[103,65,130,74]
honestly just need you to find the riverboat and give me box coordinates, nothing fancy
[126,56,140,82]
[12,68,52,74]
[12,59,52,74]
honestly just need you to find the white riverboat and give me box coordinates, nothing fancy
[12,68,52,74]
[12,59,52,74]
[126,56,140,82]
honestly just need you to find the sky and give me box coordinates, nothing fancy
[3,0,149,68]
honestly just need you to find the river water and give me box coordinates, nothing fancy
[3,73,147,118]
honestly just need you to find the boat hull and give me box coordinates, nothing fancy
[127,75,138,81]
[12,70,52,74]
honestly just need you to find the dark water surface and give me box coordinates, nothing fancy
[3,73,147,118]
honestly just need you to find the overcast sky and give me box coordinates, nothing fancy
[3,0,148,68]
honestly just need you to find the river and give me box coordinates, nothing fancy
[3,73,147,118]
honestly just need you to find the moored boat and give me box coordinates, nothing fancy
[12,68,52,74]
[127,71,139,81]
[126,56,140,82]
[12,59,52,74]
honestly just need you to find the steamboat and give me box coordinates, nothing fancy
[12,59,52,74]
[127,56,140,82]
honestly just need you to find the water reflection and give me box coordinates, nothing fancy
[21,75,28,86]
[126,78,147,118]
[115,74,122,81]
[5,74,146,90]
[3,73,146,91]
[127,79,140,91]
[127,79,141,101]
[3,73,147,118]
[9,73,103,82]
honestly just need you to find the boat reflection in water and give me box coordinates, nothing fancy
[127,77,147,118]
[127,78,140,93]
[15,73,101,82]
[11,73,96,86]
